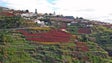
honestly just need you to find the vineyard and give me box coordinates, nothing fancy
[0,28,111,63]
[18,29,73,43]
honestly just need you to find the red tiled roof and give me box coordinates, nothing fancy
[0,12,14,16]
[50,17,74,22]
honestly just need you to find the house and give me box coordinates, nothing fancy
[49,17,74,28]
[34,19,47,27]
[50,17,74,22]
[21,12,37,19]
[86,24,93,27]
[0,11,14,17]
[64,16,75,20]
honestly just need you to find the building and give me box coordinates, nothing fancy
[0,11,14,17]
[21,12,37,19]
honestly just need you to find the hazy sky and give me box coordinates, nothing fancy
[0,0,112,23]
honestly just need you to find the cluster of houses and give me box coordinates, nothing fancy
[0,6,112,33]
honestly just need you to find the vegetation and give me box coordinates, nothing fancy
[0,16,21,28]
[0,29,111,63]
[0,8,112,63]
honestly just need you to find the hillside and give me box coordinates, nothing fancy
[0,6,112,63]
[0,6,9,12]
[0,29,111,63]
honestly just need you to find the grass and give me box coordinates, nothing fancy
[0,30,111,63]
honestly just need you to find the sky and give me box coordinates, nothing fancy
[0,0,112,23]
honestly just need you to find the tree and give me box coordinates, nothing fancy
[49,13,53,16]
[25,9,29,13]
[80,34,87,42]
[44,13,48,15]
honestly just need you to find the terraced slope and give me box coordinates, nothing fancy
[0,29,111,63]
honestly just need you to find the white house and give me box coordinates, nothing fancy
[21,12,37,19]
[34,19,46,27]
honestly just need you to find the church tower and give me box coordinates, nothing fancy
[35,9,37,14]
[53,11,56,16]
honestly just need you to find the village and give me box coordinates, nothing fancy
[0,6,112,63]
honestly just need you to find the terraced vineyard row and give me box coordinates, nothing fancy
[0,29,111,63]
